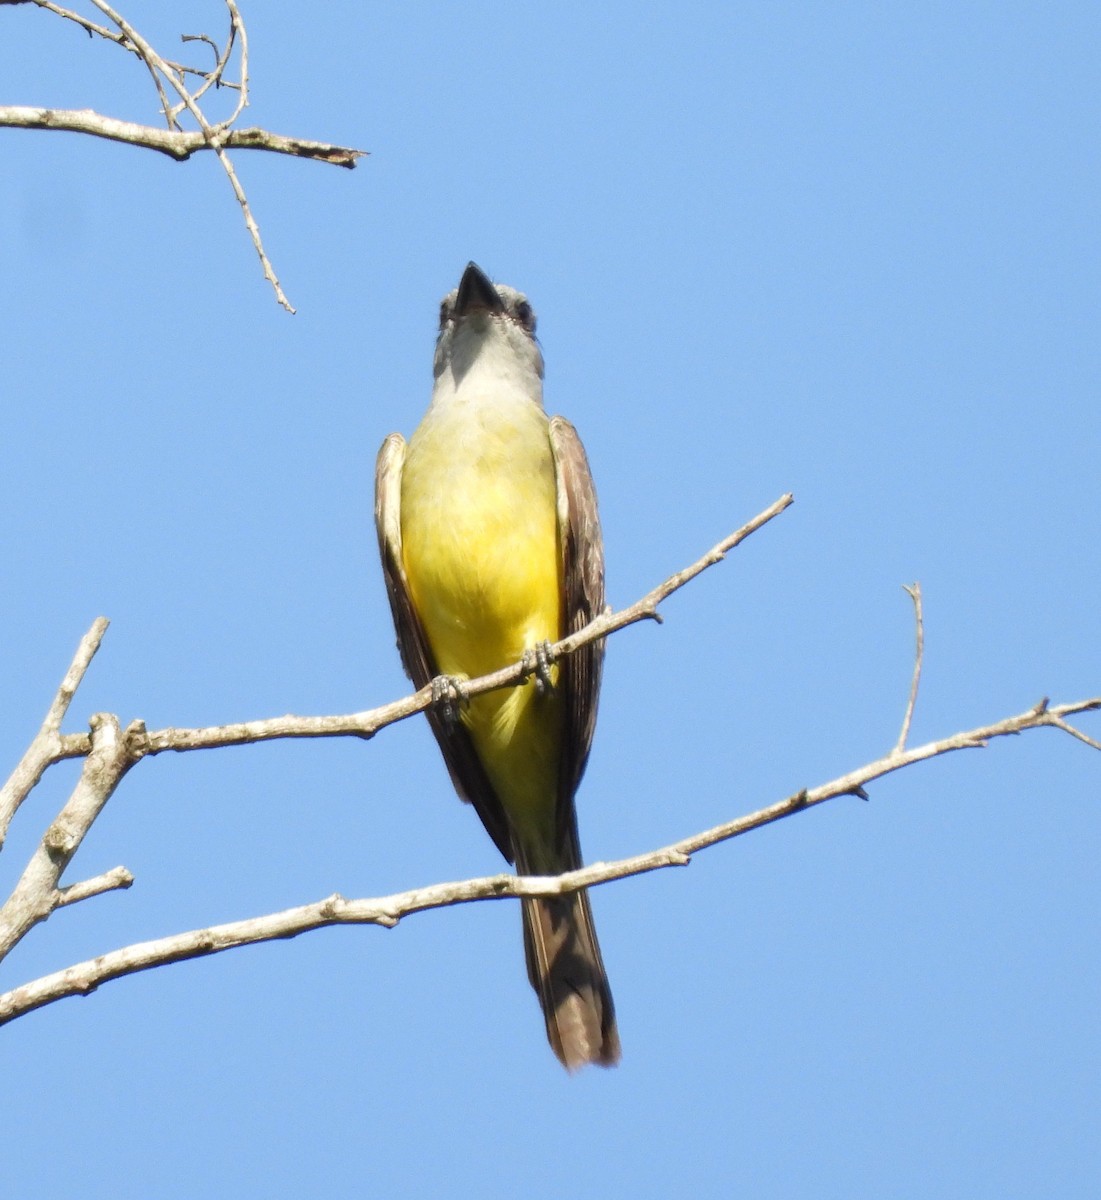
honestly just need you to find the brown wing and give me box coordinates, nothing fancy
[548,417,605,854]
[374,433,513,861]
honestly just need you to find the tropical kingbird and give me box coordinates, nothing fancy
[374,262,619,1069]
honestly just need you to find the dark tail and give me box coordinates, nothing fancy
[517,871,620,1070]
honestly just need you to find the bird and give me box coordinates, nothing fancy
[374,261,619,1069]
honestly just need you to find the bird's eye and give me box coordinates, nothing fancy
[515,300,535,333]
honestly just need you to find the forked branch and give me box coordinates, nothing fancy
[0,0,366,309]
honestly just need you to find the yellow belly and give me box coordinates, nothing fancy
[399,398,563,843]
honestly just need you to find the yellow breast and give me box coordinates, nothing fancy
[401,396,560,671]
[399,394,564,839]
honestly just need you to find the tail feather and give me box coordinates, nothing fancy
[519,885,620,1070]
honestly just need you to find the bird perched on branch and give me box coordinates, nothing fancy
[375,262,618,1069]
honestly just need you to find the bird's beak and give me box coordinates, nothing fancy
[455,262,504,317]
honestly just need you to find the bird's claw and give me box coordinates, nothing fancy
[522,641,556,696]
[431,674,469,726]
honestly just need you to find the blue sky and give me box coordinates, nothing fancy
[1,2,1098,1196]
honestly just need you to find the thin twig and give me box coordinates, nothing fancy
[56,865,134,908]
[1,691,1097,1026]
[12,0,240,86]
[87,0,294,309]
[894,582,924,753]
[178,23,236,109]
[1046,715,1101,753]
[221,0,248,126]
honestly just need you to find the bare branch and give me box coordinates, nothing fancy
[1,691,1096,1026]
[0,712,137,961]
[2,1,367,308]
[0,618,109,848]
[894,582,924,753]
[52,493,792,761]
[56,865,134,908]
[0,497,791,830]
[0,108,364,165]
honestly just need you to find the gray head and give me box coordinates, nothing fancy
[433,262,545,387]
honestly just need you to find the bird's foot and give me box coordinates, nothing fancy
[430,674,469,726]
[522,641,557,696]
